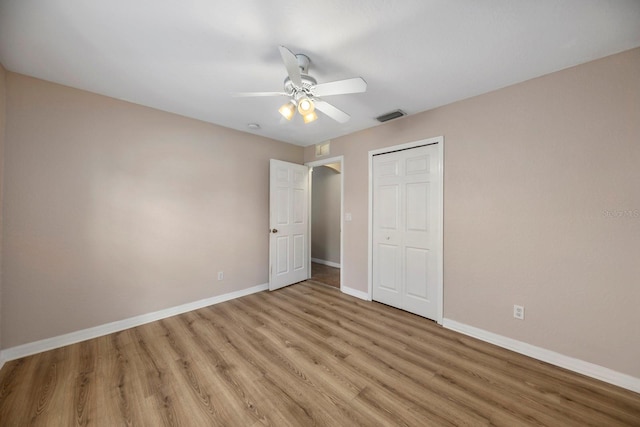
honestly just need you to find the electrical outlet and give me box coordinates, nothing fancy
[217,271,224,281]
[513,304,525,320]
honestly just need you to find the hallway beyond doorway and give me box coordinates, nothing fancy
[310,262,340,288]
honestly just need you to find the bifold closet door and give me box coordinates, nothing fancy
[372,144,440,320]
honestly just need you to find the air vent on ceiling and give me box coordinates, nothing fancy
[376,109,406,122]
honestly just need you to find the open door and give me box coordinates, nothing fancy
[269,159,310,291]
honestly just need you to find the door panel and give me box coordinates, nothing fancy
[378,185,400,229]
[293,234,305,270]
[406,155,430,174]
[276,188,289,224]
[377,159,400,177]
[378,244,399,289]
[293,188,305,223]
[269,159,310,290]
[372,143,441,320]
[276,236,289,274]
[374,242,402,307]
[406,182,429,231]
[405,247,429,298]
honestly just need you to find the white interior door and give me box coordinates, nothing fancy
[269,159,310,291]
[372,143,442,320]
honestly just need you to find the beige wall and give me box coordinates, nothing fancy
[0,63,6,350]
[304,48,640,378]
[2,73,303,348]
[2,49,638,380]
[311,166,341,264]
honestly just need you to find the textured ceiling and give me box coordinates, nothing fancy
[1,0,640,146]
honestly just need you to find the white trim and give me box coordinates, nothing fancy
[341,286,371,301]
[306,155,343,168]
[443,318,640,394]
[368,136,444,324]
[0,283,268,363]
[435,140,444,324]
[306,155,344,292]
[311,258,341,268]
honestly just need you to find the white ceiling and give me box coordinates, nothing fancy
[1,1,640,147]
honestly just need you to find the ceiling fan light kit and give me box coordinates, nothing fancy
[240,46,367,124]
[278,101,296,120]
[297,96,314,114]
[302,111,318,124]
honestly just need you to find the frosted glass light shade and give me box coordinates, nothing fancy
[278,101,296,120]
[297,97,314,114]
[302,111,318,124]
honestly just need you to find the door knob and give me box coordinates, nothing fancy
[271,229,278,233]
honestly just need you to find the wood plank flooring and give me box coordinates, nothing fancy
[1,281,639,426]
[310,262,340,288]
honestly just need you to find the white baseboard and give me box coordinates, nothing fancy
[341,286,370,301]
[311,258,341,268]
[443,318,640,394]
[0,283,268,363]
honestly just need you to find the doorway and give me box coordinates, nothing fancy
[306,156,344,290]
[368,137,443,323]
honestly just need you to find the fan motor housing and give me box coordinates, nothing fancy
[295,54,311,74]
[284,75,317,96]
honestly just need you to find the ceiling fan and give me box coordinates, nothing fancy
[235,46,367,124]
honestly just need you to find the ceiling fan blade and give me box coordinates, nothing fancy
[279,45,303,88]
[314,100,351,123]
[312,77,367,97]
[232,91,287,97]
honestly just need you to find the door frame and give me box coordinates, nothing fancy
[305,155,345,290]
[368,137,444,323]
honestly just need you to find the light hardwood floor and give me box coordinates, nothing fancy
[1,281,639,426]
[310,262,340,288]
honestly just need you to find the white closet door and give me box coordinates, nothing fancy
[372,144,441,320]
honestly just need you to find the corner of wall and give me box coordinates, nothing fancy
[0,62,6,353]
